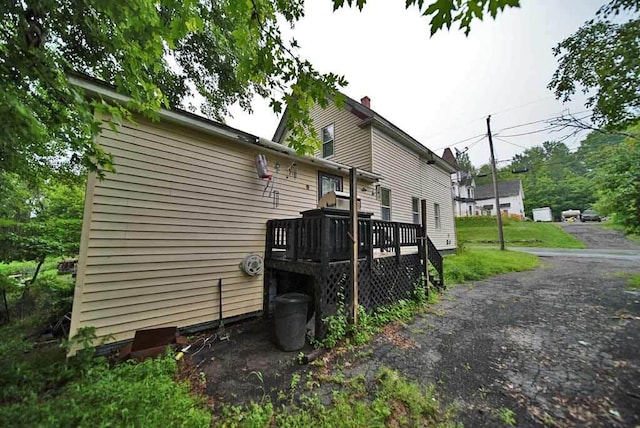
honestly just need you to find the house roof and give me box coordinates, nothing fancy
[272,94,457,174]
[441,148,458,169]
[475,179,523,200]
[68,73,381,182]
[458,171,474,187]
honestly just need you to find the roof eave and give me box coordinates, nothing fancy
[69,74,381,182]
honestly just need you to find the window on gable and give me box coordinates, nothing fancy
[412,197,420,224]
[434,203,441,229]
[381,187,391,221]
[322,124,334,158]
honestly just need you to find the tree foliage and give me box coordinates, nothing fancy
[593,125,640,233]
[549,0,640,130]
[477,141,597,219]
[474,126,639,233]
[1,0,519,181]
[0,173,36,222]
[336,0,520,36]
[35,179,86,221]
[456,152,476,175]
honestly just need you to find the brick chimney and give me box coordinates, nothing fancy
[360,96,370,108]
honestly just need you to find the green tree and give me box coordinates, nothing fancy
[593,125,640,233]
[0,173,36,222]
[456,152,476,175]
[504,141,595,219]
[574,131,626,172]
[1,0,519,181]
[549,0,640,130]
[35,179,86,221]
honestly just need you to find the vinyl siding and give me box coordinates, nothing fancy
[371,128,456,250]
[282,102,373,172]
[70,115,376,345]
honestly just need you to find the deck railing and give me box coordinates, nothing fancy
[265,213,443,287]
[266,217,425,261]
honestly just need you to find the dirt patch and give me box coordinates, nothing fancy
[379,322,421,350]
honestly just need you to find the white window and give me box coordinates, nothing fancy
[322,124,334,158]
[412,197,420,224]
[318,172,342,199]
[381,188,391,221]
[434,203,441,229]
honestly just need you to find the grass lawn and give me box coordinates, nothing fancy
[0,258,211,428]
[0,244,541,426]
[627,274,640,290]
[444,249,540,285]
[456,216,585,248]
[0,319,211,428]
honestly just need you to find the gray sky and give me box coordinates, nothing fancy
[225,0,605,168]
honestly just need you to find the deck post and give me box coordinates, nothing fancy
[263,221,273,315]
[421,199,429,291]
[394,222,401,264]
[349,167,359,326]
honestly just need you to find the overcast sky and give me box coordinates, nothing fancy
[224,0,605,168]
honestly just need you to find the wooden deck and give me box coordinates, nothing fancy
[263,208,443,338]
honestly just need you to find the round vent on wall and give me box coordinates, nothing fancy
[240,254,264,276]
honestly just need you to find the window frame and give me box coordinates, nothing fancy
[412,197,420,224]
[434,203,441,229]
[381,187,391,221]
[317,171,343,200]
[321,123,335,158]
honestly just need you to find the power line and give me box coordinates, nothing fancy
[496,125,563,138]
[488,95,556,117]
[434,133,486,151]
[496,113,594,138]
[421,95,559,141]
[493,136,529,150]
[496,110,592,133]
[434,110,593,152]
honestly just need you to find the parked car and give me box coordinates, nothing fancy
[581,209,601,222]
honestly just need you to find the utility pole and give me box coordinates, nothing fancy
[486,115,505,251]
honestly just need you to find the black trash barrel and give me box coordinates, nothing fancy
[274,293,310,351]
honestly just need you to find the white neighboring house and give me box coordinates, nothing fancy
[474,179,525,218]
[452,171,476,217]
[442,148,476,217]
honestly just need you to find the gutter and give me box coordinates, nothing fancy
[68,75,381,182]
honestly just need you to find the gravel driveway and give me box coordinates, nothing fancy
[198,225,640,426]
[558,222,640,250]
[346,224,640,426]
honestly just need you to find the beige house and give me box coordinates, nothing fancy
[68,75,380,347]
[273,95,458,251]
